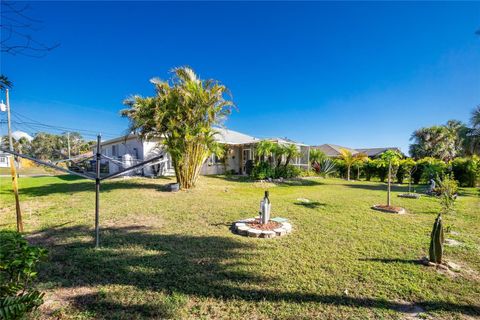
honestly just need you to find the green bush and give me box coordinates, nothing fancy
[250,161,274,180]
[450,156,479,187]
[412,157,447,184]
[437,174,458,214]
[0,231,47,320]
[250,162,302,179]
[333,159,347,179]
[274,165,302,179]
[363,159,377,181]
[371,159,388,182]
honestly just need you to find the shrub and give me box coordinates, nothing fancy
[437,174,458,214]
[0,231,47,319]
[371,159,388,182]
[450,156,479,187]
[397,158,416,184]
[250,161,274,180]
[333,159,347,179]
[363,159,377,181]
[412,157,447,184]
[274,165,302,179]
[250,162,302,180]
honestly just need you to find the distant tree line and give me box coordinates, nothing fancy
[1,132,94,161]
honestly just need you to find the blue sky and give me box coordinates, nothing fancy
[1,1,479,153]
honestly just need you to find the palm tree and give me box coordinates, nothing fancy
[309,149,326,166]
[338,149,366,181]
[353,153,368,180]
[284,143,300,167]
[272,143,287,167]
[409,124,459,161]
[122,66,234,189]
[471,106,480,128]
[0,75,12,91]
[255,140,276,164]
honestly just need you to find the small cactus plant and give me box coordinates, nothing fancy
[429,213,444,264]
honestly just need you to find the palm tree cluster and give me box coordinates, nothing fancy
[409,109,480,161]
[254,140,301,168]
[122,67,234,189]
[338,149,368,181]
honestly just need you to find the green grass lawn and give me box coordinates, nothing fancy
[0,175,479,319]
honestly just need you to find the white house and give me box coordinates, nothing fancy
[96,128,310,177]
[0,152,11,168]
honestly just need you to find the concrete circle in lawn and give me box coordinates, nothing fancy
[232,218,292,238]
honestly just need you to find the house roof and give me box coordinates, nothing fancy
[101,128,259,147]
[267,137,308,146]
[213,127,259,145]
[12,131,33,142]
[355,147,403,157]
[101,134,140,146]
[312,144,358,157]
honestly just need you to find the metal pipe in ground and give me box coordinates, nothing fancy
[95,135,101,248]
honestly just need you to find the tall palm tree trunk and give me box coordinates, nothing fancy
[347,165,351,181]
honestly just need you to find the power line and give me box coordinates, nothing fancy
[9,110,125,137]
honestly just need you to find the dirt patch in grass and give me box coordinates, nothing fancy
[372,204,406,214]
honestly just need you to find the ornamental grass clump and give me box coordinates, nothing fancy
[122,67,234,189]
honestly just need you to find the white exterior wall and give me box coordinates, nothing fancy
[200,145,242,175]
[0,154,11,168]
[142,140,172,176]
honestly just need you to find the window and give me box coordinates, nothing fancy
[209,154,223,165]
[0,157,6,163]
[112,145,117,157]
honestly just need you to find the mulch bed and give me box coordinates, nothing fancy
[246,219,282,231]
[372,204,406,214]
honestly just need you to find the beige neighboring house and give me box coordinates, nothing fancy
[312,144,359,158]
[97,128,310,177]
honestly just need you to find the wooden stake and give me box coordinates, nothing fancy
[9,155,23,232]
[5,89,23,232]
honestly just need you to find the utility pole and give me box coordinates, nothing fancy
[5,89,23,232]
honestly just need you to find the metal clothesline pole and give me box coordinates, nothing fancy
[1,141,166,248]
[95,135,101,248]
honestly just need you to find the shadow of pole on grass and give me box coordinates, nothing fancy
[29,225,480,318]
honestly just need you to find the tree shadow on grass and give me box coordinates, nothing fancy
[342,183,410,192]
[28,225,480,319]
[2,175,172,197]
[359,258,424,265]
[207,175,324,187]
[294,201,326,209]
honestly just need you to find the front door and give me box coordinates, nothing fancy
[242,148,252,175]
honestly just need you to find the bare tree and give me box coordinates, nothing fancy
[1,1,59,57]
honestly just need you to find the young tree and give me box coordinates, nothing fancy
[400,158,416,193]
[380,150,402,206]
[122,67,234,189]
